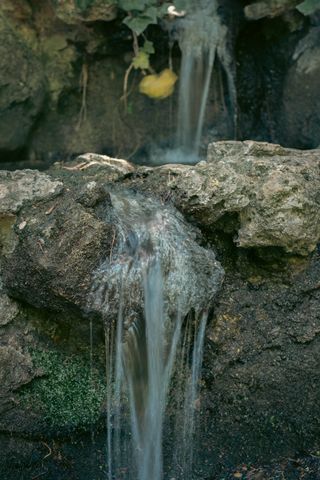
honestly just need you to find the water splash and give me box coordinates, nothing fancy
[89,190,224,479]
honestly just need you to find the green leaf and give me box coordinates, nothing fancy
[132,51,150,69]
[141,40,155,54]
[144,5,158,23]
[173,0,188,11]
[118,0,149,11]
[297,0,320,15]
[123,14,156,35]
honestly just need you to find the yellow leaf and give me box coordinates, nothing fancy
[139,68,178,100]
[233,472,243,479]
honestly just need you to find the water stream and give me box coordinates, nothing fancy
[89,191,223,479]
[149,0,236,165]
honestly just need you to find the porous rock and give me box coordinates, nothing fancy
[123,141,320,255]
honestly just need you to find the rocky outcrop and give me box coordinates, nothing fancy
[122,141,320,255]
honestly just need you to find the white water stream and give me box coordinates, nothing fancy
[89,191,222,479]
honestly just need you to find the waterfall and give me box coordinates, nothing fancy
[148,0,236,165]
[176,0,236,157]
[89,190,224,479]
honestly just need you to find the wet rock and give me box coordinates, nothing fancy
[201,253,320,466]
[0,13,45,153]
[282,27,320,148]
[123,141,320,255]
[1,168,223,318]
[2,188,113,314]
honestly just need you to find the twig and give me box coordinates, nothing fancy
[42,441,52,459]
[121,63,134,111]
[77,62,89,130]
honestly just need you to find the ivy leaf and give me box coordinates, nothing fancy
[144,6,158,23]
[118,0,149,12]
[297,0,320,15]
[141,40,155,55]
[132,51,150,70]
[157,4,170,16]
[123,14,157,35]
[173,0,188,11]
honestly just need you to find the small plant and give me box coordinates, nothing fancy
[19,349,106,430]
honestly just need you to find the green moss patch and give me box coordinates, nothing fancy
[19,349,106,430]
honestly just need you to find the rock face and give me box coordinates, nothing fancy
[0,142,320,478]
[244,0,301,20]
[200,252,320,471]
[0,13,45,152]
[282,27,320,149]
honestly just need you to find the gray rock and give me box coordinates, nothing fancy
[0,170,63,214]
[122,141,320,255]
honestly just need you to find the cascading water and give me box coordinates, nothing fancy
[149,0,236,165]
[176,0,236,157]
[89,190,224,479]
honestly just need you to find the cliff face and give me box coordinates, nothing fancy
[0,142,319,478]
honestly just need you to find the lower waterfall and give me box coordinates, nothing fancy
[89,190,224,479]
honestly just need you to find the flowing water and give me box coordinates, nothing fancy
[148,0,236,165]
[89,191,224,479]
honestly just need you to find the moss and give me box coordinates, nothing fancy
[19,349,106,430]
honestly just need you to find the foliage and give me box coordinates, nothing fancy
[132,40,155,69]
[297,0,320,15]
[19,349,106,430]
[119,0,168,35]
